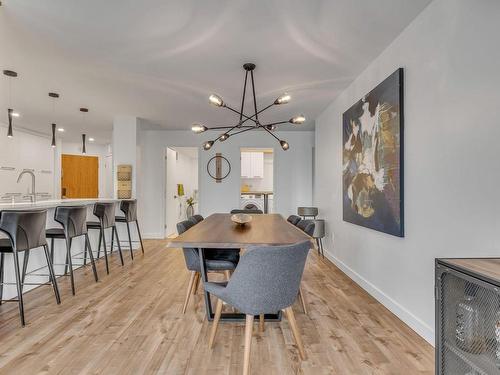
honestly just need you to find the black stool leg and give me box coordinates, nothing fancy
[111,227,115,254]
[136,221,145,254]
[85,234,98,282]
[97,229,102,259]
[22,249,30,290]
[0,253,4,305]
[12,251,25,326]
[44,244,61,304]
[114,226,124,266]
[83,238,88,266]
[126,221,134,260]
[319,238,325,258]
[102,227,110,275]
[65,237,75,295]
[315,238,321,256]
[49,238,55,282]
[64,238,73,276]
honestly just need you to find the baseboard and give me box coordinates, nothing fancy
[142,232,165,239]
[323,249,435,346]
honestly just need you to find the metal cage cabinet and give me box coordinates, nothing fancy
[436,258,500,375]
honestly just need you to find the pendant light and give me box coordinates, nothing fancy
[48,92,59,148]
[3,70,18,138]
[80,107,88,154]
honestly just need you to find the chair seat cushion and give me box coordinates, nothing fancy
[86,221,101,229]
[115,216,127,222]
[46,228,66,238]
[206,259,237,271]
[0,238,13,252]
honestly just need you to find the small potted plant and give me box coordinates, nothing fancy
[186,196,195,217]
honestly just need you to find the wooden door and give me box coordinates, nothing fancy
[61,154,99,198]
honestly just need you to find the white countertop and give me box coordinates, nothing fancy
[0,198,119,211]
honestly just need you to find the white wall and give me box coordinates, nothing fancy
[60,141,112,198]
[113,116,138,198]
[0,126,55,199]
[138,130,314,238]
[315,0,500,344]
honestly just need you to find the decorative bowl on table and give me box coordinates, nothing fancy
[231,213,252,226]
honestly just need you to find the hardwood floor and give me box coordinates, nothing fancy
[0,240,434,374]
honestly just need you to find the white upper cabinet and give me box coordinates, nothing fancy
[241,151,263,178]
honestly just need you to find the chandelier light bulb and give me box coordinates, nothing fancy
[280,140,290,151]
[290,114,306,124]
[203,140,214,150]
[275,93,291,105]
[265,125,276,131]
[219,133,229,141]
[11,112,20,117]
[209,94,224,107]
[191,123,207,133]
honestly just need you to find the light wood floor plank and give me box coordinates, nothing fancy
[0,240,433,374]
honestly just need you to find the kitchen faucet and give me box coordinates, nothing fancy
[17,170,36,203]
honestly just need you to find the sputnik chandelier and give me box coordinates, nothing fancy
[191,63,306,151]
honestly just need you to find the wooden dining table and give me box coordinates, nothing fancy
[166,213,312,322]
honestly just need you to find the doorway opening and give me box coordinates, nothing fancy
[240,148,274,213]
[165,147,199,237]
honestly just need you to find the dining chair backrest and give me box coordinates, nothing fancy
[222,240,311,315]
[54,206,88,239]
[297,207,318,218]
[287,215,301,225]
[230,209,263,214]
[176,220,200,271]
[188,215,204,225]
[120,199,137,222]
[93,202,116,229]
[296,219,315,237]
[0,210,47,252]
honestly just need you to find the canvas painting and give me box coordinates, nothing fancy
[342,68,404,237]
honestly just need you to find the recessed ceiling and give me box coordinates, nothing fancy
[0,0,432,143]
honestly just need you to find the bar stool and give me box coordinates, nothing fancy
[87,202,124,275]
[0,209,60,326]
[311,219,325,258]
[45,206,99,295]
[115,199,144,259]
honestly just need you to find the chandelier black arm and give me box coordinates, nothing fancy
[250,70,259,122]
[261,125,281,143]
[224,104,258,124]
[262,120,289,127]
[206,125,254,130]
[239,71,248,123]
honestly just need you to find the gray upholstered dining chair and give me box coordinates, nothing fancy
[177,220,239,313]
[205,240,311,375]
[188,214,204,225]
[294,219,315,314]
[287,215,301,225]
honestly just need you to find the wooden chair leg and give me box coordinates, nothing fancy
[192,272,200,295]
[284,307,306,360]
[208,298,223,349]
[298,286,308,315]
[243,314,254,375]
[259,314,265,333]
[182,271,197,314]
[224,270,231,281]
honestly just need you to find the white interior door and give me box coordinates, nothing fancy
[165,148,178,237]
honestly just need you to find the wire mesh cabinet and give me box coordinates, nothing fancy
[436,259,500,375]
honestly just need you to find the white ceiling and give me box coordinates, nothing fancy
[0,0,432,143]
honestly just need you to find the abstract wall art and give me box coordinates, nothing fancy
[342,68,404,237]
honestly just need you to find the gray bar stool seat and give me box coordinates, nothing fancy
[86,202,124,275]
[46,205,99,296]
[0,209,61,326]
[205,241,311,375]
[114,200,145,259]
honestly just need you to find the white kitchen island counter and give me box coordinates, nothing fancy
[0,198,138,301]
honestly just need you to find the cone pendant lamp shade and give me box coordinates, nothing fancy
[82,134,86,154]
[7,108,13,138]
[51,123,56,147]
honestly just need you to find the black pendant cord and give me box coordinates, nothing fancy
[250,70,259,123]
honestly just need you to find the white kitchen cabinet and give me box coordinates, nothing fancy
[241,151,263,178]
[250,152,264,178]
